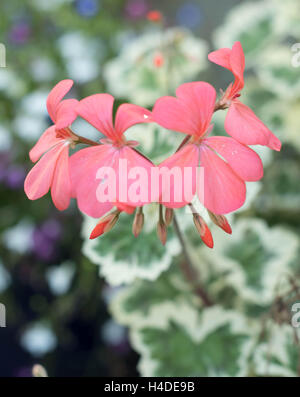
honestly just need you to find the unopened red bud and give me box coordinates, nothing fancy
[208,211,232,234]
[157,220,167,245]
[132,211,144,237]
[153,53,164,68]
[90,212,119,239]
[193,214,214,248]
[165,208,174,226]
[146,10,162,22]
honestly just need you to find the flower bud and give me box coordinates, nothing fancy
[157,220,167,245]
[165,208,174,226]
[147,10,163,22]
[153,52,164,68]
[89,211,119,239]
[208,211,232,234]
[132,210,144,237]
[193,214,214,248]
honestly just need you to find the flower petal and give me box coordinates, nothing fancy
[47,79,74,123]
[29,125,60,163]
[229,41,245,91]
[76,94,115,140]
[225,100,282,151]
[158,144,200,208]
[112,146,154,207]
[204,136,263,181]
[70,144,115,218]
[175,82,216,135]
[208,47,231,69]
[199,146,246,214]
[152,95,199,136]
[115,104,152,136]
[51,145,71,210]
[24,142,66,201]
[55,99,79,130]
[208,42,244,94]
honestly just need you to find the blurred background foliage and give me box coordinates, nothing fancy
[0,0,300,377]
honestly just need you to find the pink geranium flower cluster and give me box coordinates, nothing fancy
[24,42,281,248]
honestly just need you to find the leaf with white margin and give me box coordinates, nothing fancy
[81,206,181,286]
[272,0,300,38]
[253,322,300,377]
[128,304,254,377]
[213,1,275,62]
[103,28,208,106]
[110,264,195,326]
[190,219,299,309]
[256,45,300,101]
[254,155,300,215]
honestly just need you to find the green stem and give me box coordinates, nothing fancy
[173,214,213,307]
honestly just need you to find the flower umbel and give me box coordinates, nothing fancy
[24,41,281,247]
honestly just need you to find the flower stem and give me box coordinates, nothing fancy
[173,214,213,307]
[76,135,100,146]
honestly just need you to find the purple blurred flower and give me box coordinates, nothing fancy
[32,219,62,261]
[125,0,148,19]
[9,20,31,45]
[176,2,203,29]
[32,229,56,262]
[14,367,32,378]
[0,152,11,182]
[75,0,100,18]
[40,219,62,241]
[5,165,26,189]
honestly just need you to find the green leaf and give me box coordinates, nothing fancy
[129,305,253,376]
[256,46,300,100]
[82,206,181,285]
[191,219,299,308]
[110,264,194,325]
[213,1,275,60]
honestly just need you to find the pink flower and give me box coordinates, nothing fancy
[208,41,281,151]
[153,81,263,214]
[24,79,78,210]
[70,94,153,218]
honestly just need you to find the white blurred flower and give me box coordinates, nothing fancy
[0,69,26,98]
[30,58,57,82]
[57,32,105,83]
[46,262,75,295]
[64,58,99,84]
[20,90,49,117]
[14,115,47,142]
[102,319,126,346]
[0,125,12,151]
[2,220,34,254]
[21,323,57,357]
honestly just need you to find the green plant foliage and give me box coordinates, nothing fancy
[82,208,181,285]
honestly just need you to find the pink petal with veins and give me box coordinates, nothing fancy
[204,136,263,181]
